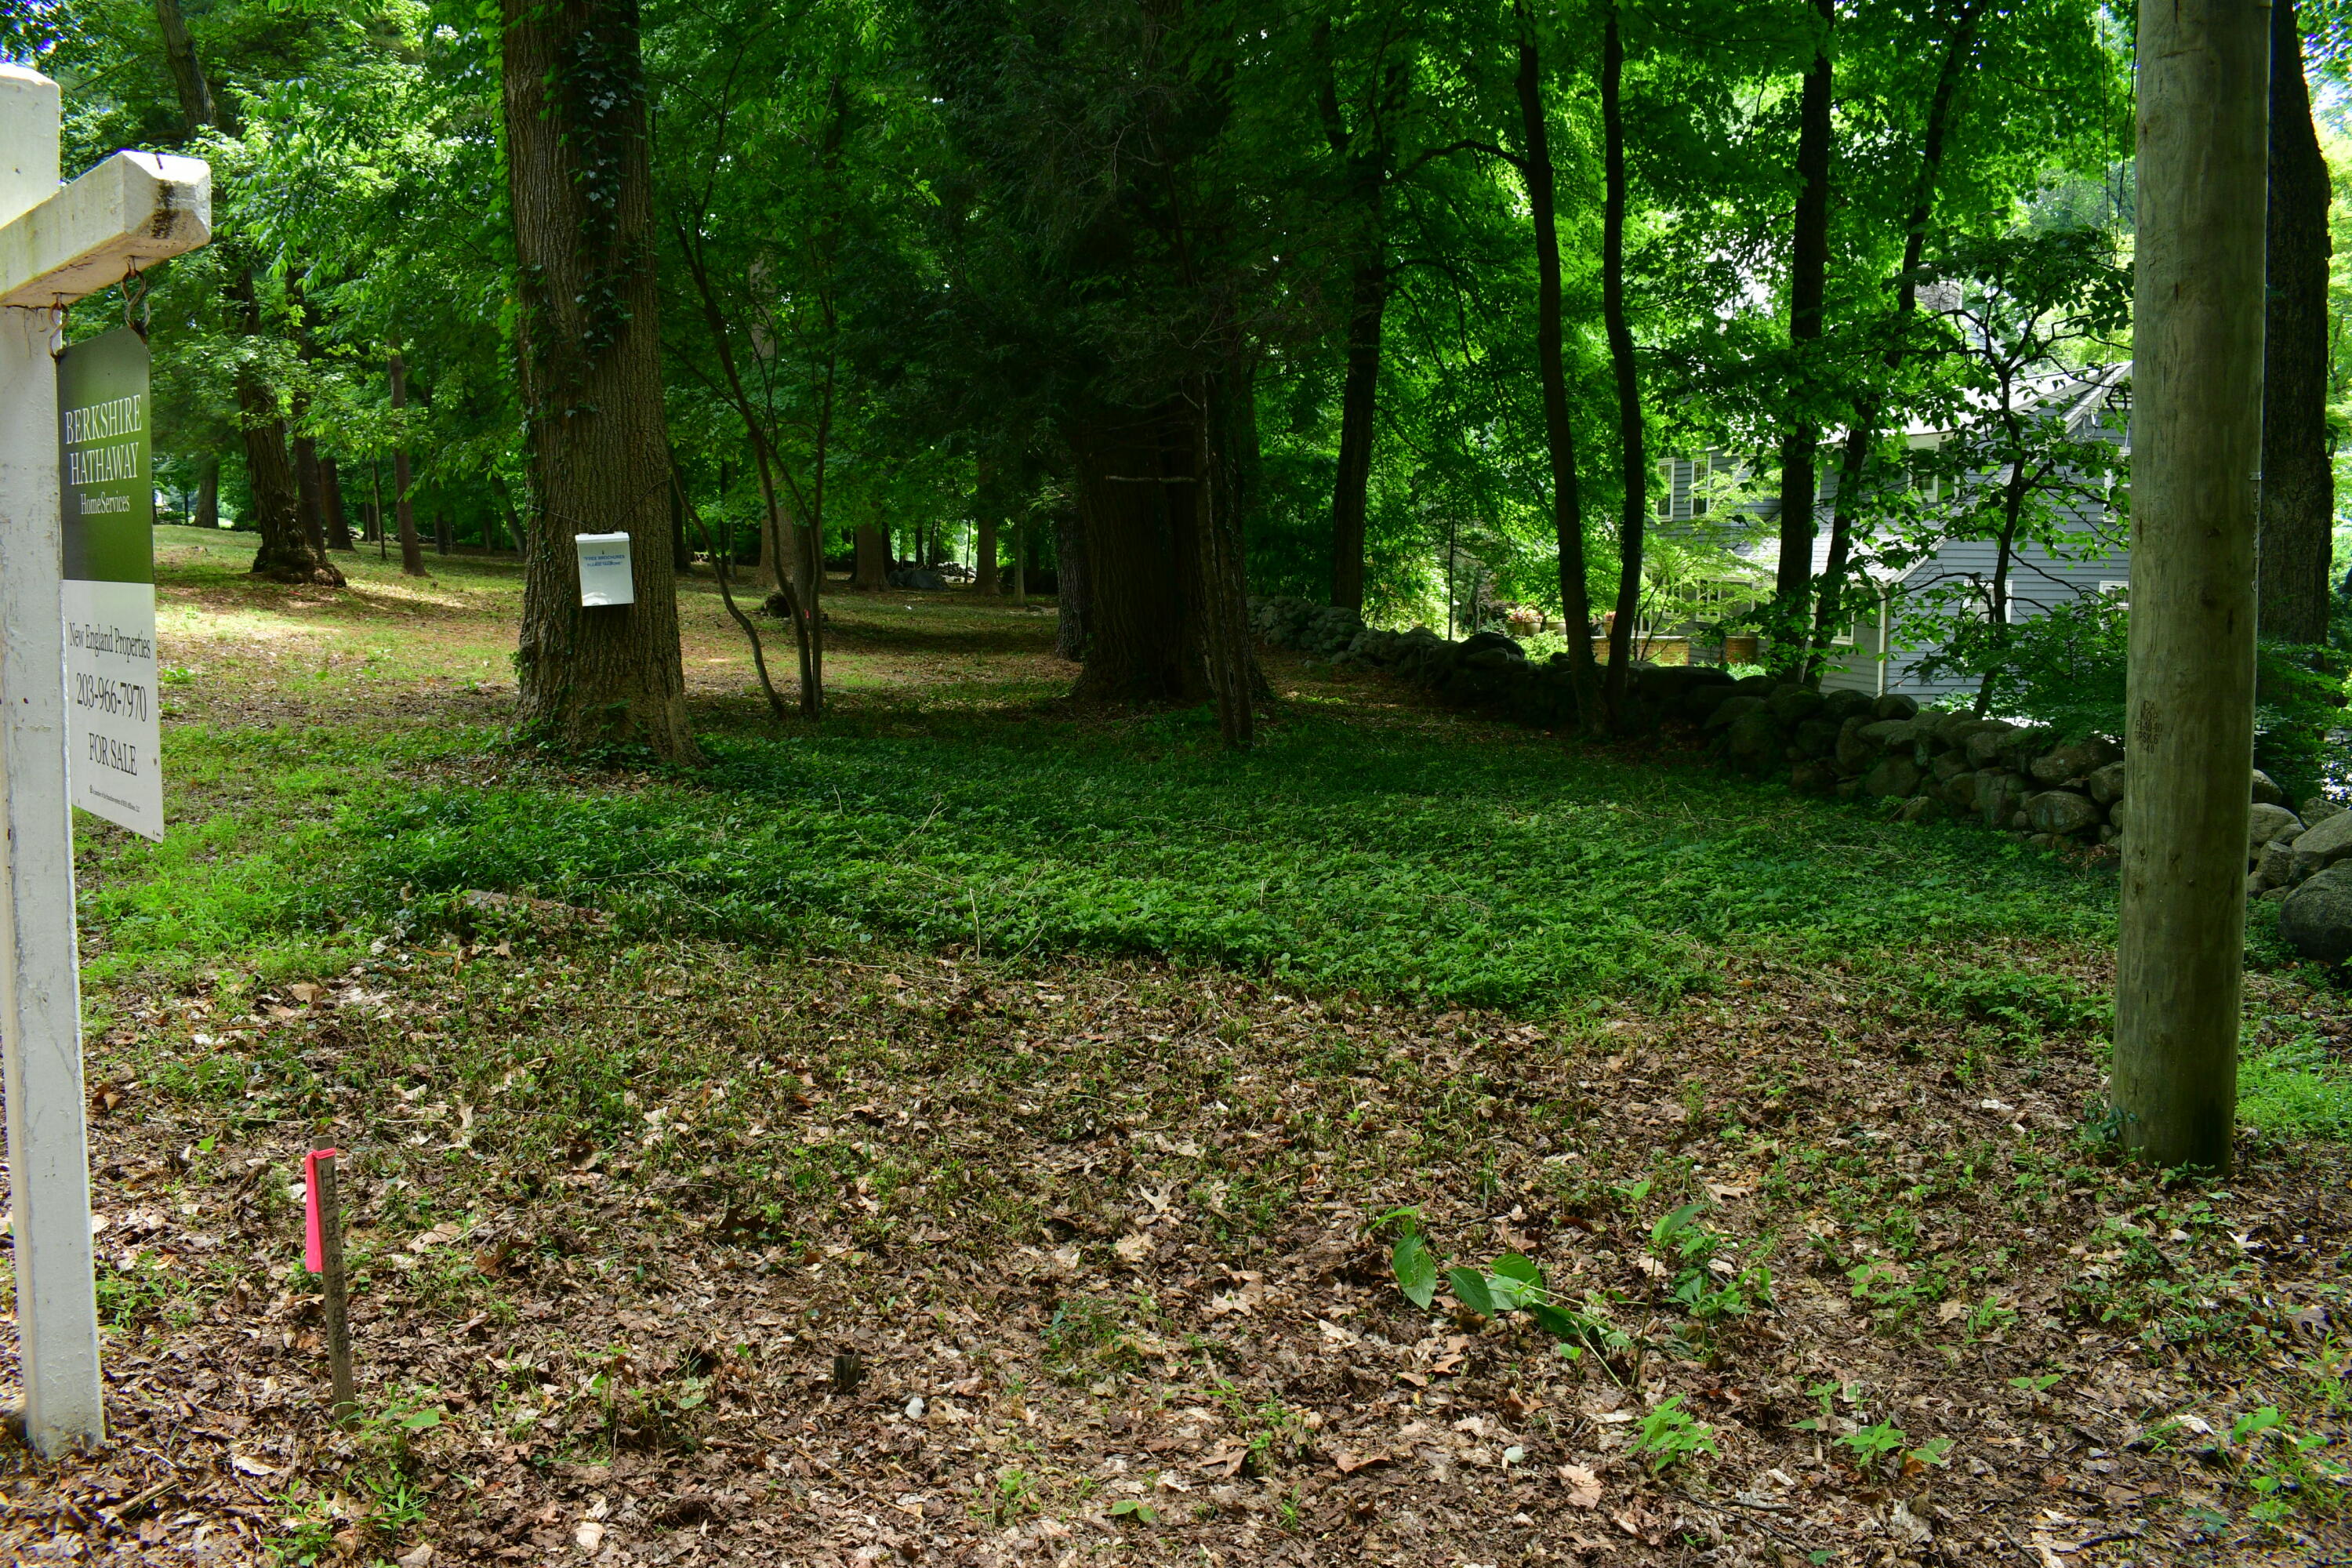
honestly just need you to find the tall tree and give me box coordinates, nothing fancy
[153,0,343,586]
[503,0,696,759]
[1770,0,1834,652]
[1513,0,1602,729]
[2259,0,2335,644]
[1317,21,1409,616]
[1599,4,1647,717]
[2112,0,2269,1174]
[387,351,427,578]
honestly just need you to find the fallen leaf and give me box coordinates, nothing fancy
[408,1221,463,1252]
[1196,1444,1247,1477]
[574,1521,604,1552]
[394,1546,434,1568]
[1937,1299,1970,1323]
[1113,1233,1154,1263]
[1559,1463,1602,1508]
[1704,1181,1751,1202]
[230,1453,278,1477]
[1332,1449,1392,1475]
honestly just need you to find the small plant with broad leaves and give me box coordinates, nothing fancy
[1632,1396,1717,1472]
[1649,1201,1773,1319]
[2227,1406,2346,1526]
[1381,1210,1625,1358]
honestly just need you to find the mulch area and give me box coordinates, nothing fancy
[6,931,2352,1565]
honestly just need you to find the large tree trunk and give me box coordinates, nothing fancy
[2259,0,2334,645]
[236,272,342,584]
[1065,407,1202,702]
[1772,0,1834,652]
[194,458,219,530]
[1053,499,1091,663]
[975,452,1004,597]
[853,525,889,590]
[502,0,696,761]
[1514,0,1601,728]
[2111,0,2267,1174]
[388,353,428,577]
[319,456,354,550]
[1599,8,1646,720]
[293,434,327,557]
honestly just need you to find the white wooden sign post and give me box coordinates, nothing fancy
[0,64,208,1455]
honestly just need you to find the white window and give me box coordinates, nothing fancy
[2099,579,2129,608]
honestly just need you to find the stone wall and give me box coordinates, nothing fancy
[1249,597,2350,960]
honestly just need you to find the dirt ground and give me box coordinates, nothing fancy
[5,539,2352,1566]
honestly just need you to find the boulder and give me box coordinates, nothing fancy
[1460,630,1525,661]
[2030,737,2122,788]
[1722,710,1785,776]
[1941,771,1981,813]
[1732,673,1775,694]
[2288,810,2352,881]
[1864,754,1923,798]
[1790,759,1841,796]
[2025,789,2103,837]
[1463,647,1523,672]
[2257,839,2298,890]
[2279,864,2352,963]
[1871,694,1920,720]
[2302,797,2345,830]
[2251,769,2285,806]
[2086,760,2128,806]
[1792,716,1843,758]
[1680,683,1740,724]
[1821,688,1875,722]
[1704,694,1766,731]
[1860,717,1922,750]
[1963,720,2018,768]
[1835,779,1865,800]
[1976,771,2030,829]
[1929,751,1973,784]
[1993,728,2058,773]
[1835,716,1883,775]
[1766,685,1826,726]
[1900,796,1947,823]
[2248,803,2304,859]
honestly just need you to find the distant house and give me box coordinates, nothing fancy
[1648,361,2131,700]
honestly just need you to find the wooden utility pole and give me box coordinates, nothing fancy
[2111,0,2270,1172]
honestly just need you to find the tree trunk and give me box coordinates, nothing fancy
[293,434,328,557]
[1806,0,1987,674]
[1328,261,1385,615]
[194,458,219,530]
[2111,0,2268,1174]
[319,456,354,550]
[853,525,889,590]
[1054,502,1091,662]
[1065,407,1201,702]
[1009,521,1028,607]
[2259,0,2333,645]
[1772,0,1835,651]
[434,510,452,555]
[975,452,1004,597]
[502,0,697,761]
[387,353,428,577]
[1599,7,1646,720]
[1514,0,1601,728]
[236,272,341,584]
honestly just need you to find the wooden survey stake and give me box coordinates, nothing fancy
[307,1139,356,1419]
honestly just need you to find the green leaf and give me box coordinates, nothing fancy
[1446,1265,1497,1319]
[1526,1300,1581,1340]
[1106,1499,1156,1523]
[399,1408,441,1430]
[1488,1253,1542,1309]
[1392,1231,1436,1309]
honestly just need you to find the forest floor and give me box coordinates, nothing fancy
[6,532,2352,1568]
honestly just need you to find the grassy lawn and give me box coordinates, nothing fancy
[9,534,2352,1566]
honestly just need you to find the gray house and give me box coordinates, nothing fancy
[1652,361,2132,700]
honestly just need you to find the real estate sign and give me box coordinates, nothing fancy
[56,327,162,839]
